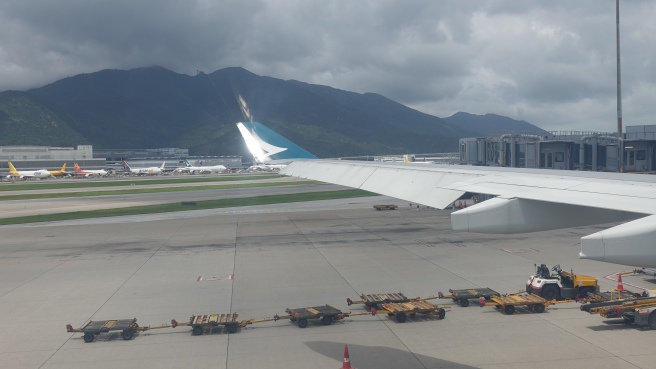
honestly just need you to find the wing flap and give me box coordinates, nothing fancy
[282,160,470,208]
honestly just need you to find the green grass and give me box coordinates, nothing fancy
[0,180,321,201]
[0,174,280,191]
[0,189,376,225]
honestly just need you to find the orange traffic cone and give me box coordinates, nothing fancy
[340,344,356,369]
[616,274,625,291]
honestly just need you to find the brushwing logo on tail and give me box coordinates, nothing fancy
[251,131,288,161]
[237,122,287,163]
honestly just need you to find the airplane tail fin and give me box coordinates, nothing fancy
[74,162,83,172]
[236,121,317,163]
[60,163,66,172]
[160,161,166,169]
[8,161,18,175]
[184,159,192,167]
[122,160,131,172]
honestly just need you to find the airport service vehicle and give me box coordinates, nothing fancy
[171,313,273,335]
[275,305,373,328]
[373,204,398,210]
[66,318,169,342]
[526,264,598,300]
[373,300,448,323]
[581,295,656,328]
[439,288,501,307]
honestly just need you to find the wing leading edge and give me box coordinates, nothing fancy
[281,159,656,268]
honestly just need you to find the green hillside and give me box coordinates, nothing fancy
[0,91,88,146]
[0,66,538,157]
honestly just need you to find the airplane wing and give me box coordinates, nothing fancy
[281,159,656,268]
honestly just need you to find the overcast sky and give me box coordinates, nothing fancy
[1,1,654,132]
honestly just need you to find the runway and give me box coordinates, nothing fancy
[1,185,655,369]
[0,182,346,219]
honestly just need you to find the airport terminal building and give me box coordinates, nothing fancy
[0,145,105,171]
[458,125,656,173]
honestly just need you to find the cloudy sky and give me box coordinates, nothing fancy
[1,1,654,132]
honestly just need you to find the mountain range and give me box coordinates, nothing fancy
[0,66,547,158]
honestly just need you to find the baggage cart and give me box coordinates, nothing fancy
[482,294,559,315]
[66,318,170,343]
[347,292,410,310]
[439,288,500,307]
[275,305,373,328]
[171,313,274,335]
[374,300,448,323]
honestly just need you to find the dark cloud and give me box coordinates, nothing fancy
[0,0,654,131]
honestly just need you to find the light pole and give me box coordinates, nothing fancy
[616,0,624,172]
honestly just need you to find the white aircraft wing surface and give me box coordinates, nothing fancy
[281,160,656,268]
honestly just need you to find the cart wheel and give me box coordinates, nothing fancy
[192,325,203,336]
[122,329,133,340]
[297,318,308,328]
[226,324,238,334]
[437,309,446,319]
[83,333,95,343]
[395,312,407,323]
[533,303,545,314]
[459,299,470,307]
[504,305,515,315]
[321,316,333,325]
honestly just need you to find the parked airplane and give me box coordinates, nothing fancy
[403,156,435,164]
[121,160,164,175]
[74,162,108,177]
[6,161,51,179]
[236,121,317,171]
[177,159,227,174]
[48,163,69,177]
[239,122,656,269]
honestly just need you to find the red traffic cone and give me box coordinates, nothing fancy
[340,344,356,369]
[616,274,625,291]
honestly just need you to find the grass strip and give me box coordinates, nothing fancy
[0,180,321,201]
[0,174,280,192]
[0,189,376,225]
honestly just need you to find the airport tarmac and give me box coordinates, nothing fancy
[1,188,655,369]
